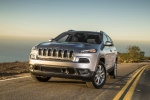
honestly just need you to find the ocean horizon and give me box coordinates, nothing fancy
[0,39,149,63]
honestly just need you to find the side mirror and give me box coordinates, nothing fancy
[104,41,113,46]
[48,38,53,42]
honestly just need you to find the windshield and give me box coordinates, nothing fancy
[54,32,102,44]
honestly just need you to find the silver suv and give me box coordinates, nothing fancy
[29,30,117,89]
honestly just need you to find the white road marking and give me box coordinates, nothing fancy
[0,76,30,82]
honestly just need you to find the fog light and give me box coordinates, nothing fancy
[79,69,89,75]
[29,65,34,71]
[30,54,37,59]
[79,58,90,63]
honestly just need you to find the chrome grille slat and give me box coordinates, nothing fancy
[41,49,43,56]
[67,52,70,58]
[61,51,64,58]
[56,50,59,57]
[38,48,74,60]
[46,49,48,56]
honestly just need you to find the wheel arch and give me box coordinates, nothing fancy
[99,57,105,64]
[116,57,118,63]
[95,57,106,71]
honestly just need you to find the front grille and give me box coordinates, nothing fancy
[38,48,74,60]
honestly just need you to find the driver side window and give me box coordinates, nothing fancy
[107,36,113,43]
[103,35,108,44]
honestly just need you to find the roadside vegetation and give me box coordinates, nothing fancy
[118,45,148,63]
[0,61,29,79]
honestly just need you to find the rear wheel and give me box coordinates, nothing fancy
[86,61,106,89]
[109,62,117,79]
[31,74,51,82]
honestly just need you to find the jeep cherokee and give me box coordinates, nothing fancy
[29,30,117,89]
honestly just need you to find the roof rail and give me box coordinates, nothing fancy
[100,31,104,33]
[68,30,75,32]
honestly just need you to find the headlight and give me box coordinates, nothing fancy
[80,49,97,53]
[30,46,38,59]
[31,46,38,53]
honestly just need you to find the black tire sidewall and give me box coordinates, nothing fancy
[31,73,51,82]
[92,61,106,89]
[114,62,117,78]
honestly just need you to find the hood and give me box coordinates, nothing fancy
[37,41,99,52]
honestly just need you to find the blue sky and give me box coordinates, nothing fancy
[0,0,150,41]
[0,0,150,60]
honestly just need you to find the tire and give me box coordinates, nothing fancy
[109,62,117,79]
[31,74,51,82]
[86,61,106,89]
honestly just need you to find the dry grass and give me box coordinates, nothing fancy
[0,61,29,79]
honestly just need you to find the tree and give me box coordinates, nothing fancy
[127,45,144,62]
[118,45,145,63]
[140,51,145,59]
[118,52,130,63]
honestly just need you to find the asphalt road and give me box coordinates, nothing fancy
[132,64,150,100]
[0,63,149,100]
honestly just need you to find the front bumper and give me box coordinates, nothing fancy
[30,69,94,81]
[29,58,97,80]
[29,64,94,81]
[29,53,98,80]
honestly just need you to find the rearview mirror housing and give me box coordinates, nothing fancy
[104,41,113,46]
[48,38,53,42]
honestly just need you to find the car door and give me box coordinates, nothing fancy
[106,36,116,67]
[102,34,112,69]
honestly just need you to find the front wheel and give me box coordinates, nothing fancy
[31,74,51,82]
[86,61,106,89]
